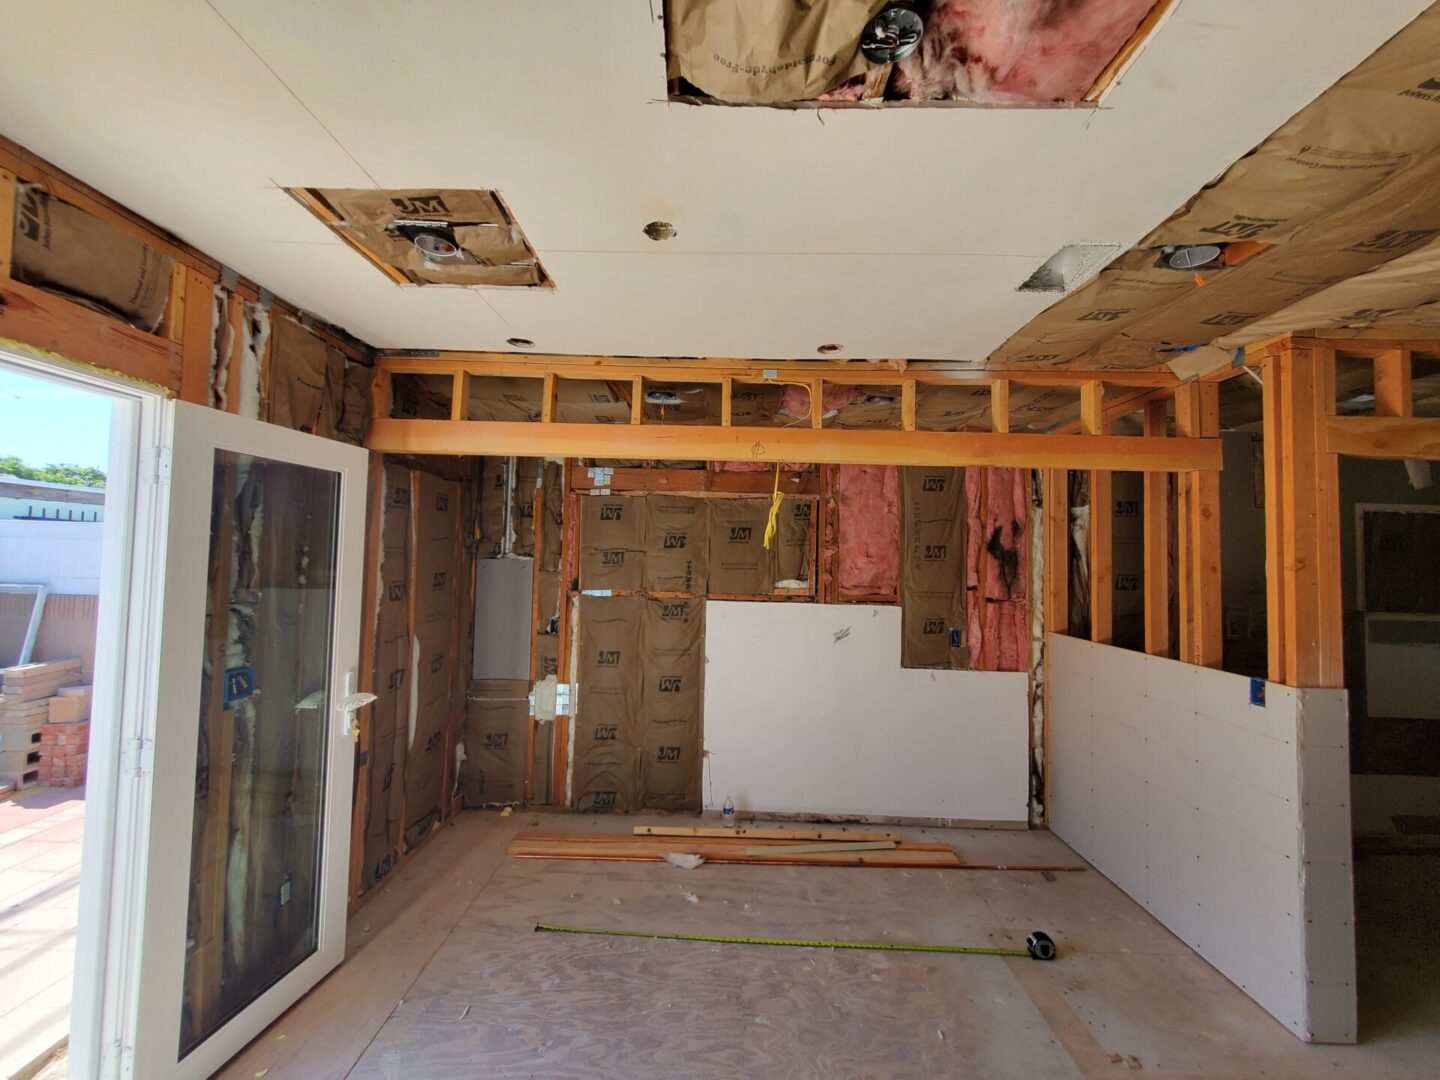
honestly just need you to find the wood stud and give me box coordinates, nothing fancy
[1142,399,1171,657]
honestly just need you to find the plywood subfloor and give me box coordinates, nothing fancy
[217,811,1439,1080]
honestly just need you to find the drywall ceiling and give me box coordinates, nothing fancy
[0,1,1429,362]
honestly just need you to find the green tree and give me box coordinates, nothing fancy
[0,454,106,488]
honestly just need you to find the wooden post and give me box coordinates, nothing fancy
[900,378,917,432]
[1082,382,1112,644]
[1175,382,1222,667]
[1265,343,1343,687]
[178,268,217,406]
[721,377,733,427]
[1042,469,1068,635]
[1373,349,1413,418]
[629,376,643,425]
[1142,399,1171,657]
[450,371,468,421]
[809,380,824,429]
[991,379,1011,434]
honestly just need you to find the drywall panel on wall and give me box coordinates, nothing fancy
[703,601,1029,822]
[472,557,533,680]
[1047,633,1355,1044]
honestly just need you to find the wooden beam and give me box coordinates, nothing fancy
[1084,0,1176,101]
[375,352,1182,389]
[368,418,1221,472]
[1142,399,1170,657]
[1042,469,1068,635]
[539,371,555,424]
[1372,349,1413,418]
[991,378,1011,433]
[901,379,916,432]
[1079,381,1105,436]
[349,455,385,903]
[629,375,643,425]
[1326,416,1440,460]
[809,380,824,429]
[721,376,733,427]
[0,278,182,391]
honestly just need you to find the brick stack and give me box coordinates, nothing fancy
[0,659,88,791]
[38,719,89,788]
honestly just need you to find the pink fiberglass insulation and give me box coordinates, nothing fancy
[838,464,899,595]
[965,466,1028,671]
[779,382,863,422]
[894,0,1157,104]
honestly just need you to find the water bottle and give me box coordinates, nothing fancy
[722,795,736,828]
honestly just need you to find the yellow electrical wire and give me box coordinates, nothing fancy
[763,460,783,550]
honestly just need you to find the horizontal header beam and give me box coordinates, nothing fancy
[368,417,1220,472]
[1326,416,1440,460]
[377,353,1180,389]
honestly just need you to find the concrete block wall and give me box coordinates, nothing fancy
[1048,633,1355,1043]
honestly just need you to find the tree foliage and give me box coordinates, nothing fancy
[0,455,106,488]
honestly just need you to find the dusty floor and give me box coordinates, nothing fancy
[217,810,1438,1080]
[0,787,84,1080]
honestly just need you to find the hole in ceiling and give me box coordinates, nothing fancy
[506,337,535,349]
[288,188,552,288]
[1018,244,1126,294]
[643,221,677,241]
[817,343,843,355]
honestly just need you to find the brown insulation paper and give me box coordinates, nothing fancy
[460,679,529,807]
[639,597,704,811]
[314,189,547,287]
[665,0,888,104]
[478,457,509,558]
[12,184,173,330]
[540,461,564,572]
[511,457,541,557]
[708,498,775,595]
[361,462,412,890]
[900,467,967,669]
[573,594,643,811]
[403,471,460,848]
[643,496,710,594]
[268,315,345,437]
[580,495,646,591]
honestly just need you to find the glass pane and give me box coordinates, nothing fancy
[180,451,340,1056]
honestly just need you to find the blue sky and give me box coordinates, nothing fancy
[0,368,112,470]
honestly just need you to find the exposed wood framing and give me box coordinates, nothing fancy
[1326,416,1440,460]
[1258,339,1343,688]
[286,187,409,286]
[177,267,217,405]
[1142,400,1171,657]
[370,417,1217,472]
[1082,382,1112,645]
[1041,470,1068,635]
[1084,0,1177,101]
[567,465,819,495]
[0,278,182,390]
[1372,349,1413,418]
[1175,382,1221,667]
[990,378,1011,433]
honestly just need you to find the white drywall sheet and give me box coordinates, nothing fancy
[1047,633,1356,1043]
[702,602,1029,823]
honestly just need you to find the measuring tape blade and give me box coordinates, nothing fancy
[535,922,1030,958]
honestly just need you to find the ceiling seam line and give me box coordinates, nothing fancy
[203,0,383,189]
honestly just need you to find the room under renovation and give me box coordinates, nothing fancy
[0,2,1438,1078]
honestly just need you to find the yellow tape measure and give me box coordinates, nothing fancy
[535,923,1057,960]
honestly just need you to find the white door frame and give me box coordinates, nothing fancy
[0,345,166,1080]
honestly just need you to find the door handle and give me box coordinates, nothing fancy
[335,671,376,742]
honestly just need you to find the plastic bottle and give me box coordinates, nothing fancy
[722,795,736,828]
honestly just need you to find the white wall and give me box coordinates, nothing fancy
[1048,633,1356,1043]
[703,601,1030,823]
[0,519,104,594]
